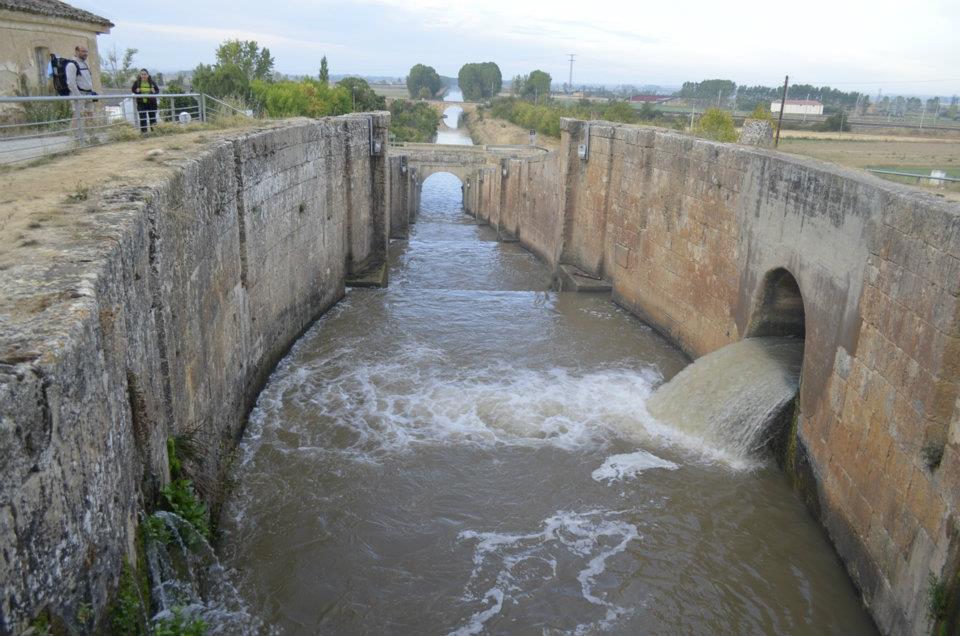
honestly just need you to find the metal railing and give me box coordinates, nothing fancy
[867,168,960,183]
[0,93,252,165]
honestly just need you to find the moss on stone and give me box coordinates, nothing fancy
[105,559,149,635]
[775,398,822,520]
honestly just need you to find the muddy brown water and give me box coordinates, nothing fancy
[220,100,876,635]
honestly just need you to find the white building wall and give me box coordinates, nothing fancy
[770,101,824,115]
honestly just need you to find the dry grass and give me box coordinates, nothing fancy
[777,133,960,200]
[0,120,262,268]
[464,112,561,150]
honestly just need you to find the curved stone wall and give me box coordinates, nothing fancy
[0,113,389,633]
[454,118,960,636]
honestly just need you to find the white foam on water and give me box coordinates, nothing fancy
[234,333,773,481]
[240,341,663,460]
[451,509,638,634]
[448,587,504,636]
[591,451,679,484]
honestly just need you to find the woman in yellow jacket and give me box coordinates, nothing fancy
[131,69,160,133]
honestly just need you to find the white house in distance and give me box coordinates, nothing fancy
[771,99,824,115]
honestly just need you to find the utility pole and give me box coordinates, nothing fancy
[775,75,789,148]
[717,88,722,108]
[566,53,576,94]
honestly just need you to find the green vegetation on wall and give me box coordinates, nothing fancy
[107,559,149,635]
[153,608,207,636]
[161,436,211,540]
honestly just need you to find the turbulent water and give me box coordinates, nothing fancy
[219,94,876,635]
[647,337,805,463]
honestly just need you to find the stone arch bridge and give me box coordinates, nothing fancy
[424,99,478,120]
[390,142,543,182]
[387,142,546,237]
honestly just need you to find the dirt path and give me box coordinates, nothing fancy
[464,113,561,150]
[0,124,260,271]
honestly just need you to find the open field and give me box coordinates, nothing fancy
[778,134,960,200]
[371,84,410,99]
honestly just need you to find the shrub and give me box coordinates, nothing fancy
[388,101,440,142]
[818,111,850,132]
[250,79,351,118]
[748,103,775,123]
[160,479,210,541]
[694,108,737,142]
[487,96,643,139]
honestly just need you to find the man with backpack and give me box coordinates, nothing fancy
[65,45,97,139]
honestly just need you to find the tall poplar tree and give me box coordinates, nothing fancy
[319,56,329,85]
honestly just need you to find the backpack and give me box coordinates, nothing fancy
[49,54,77,96]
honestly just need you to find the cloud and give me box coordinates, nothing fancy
[117,21,347,53]
[81,0,960,92]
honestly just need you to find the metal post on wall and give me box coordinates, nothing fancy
[74,96,84,142]
[775,75,789,148]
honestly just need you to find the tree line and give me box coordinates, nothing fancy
[403,62,552,104]
[679,78,958,119]
[153,40,438,140]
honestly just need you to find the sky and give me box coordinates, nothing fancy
[73,0,960,96]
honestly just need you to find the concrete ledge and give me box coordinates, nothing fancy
[558,264,613,292]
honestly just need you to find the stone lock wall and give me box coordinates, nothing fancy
[0,113,390,633]
[453,117,960,635]
[463,154,563,266]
